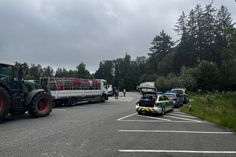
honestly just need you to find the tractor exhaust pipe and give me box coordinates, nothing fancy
[18,64,24,92]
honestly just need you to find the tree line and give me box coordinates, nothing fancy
[16,62,93,80]
[95,3,236,91]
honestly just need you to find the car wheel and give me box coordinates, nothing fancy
[161,107,165,115]
[137,111,142,115]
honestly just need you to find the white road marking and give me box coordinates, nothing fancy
[118,130,234,134]
[117,113,137,121]
[119,150,236,154]
[118,119,205,123]
[136,115,171,121]
[117,112,203,122]
[164,115,202,122]
[168,113,197,119]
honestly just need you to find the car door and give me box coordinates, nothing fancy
[158,96,165,108]
[163,95,172,111]
[176,94,183,105]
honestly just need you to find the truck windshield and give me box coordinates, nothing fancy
[102,80,108,89]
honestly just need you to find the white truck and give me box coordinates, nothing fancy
[40,77,108,106]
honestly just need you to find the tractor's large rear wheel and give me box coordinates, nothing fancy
[0,87,10,121]
[28,91,53,118]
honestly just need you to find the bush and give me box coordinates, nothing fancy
[179,67,197,90]
[193,60,220,91]
[156,73,180,91]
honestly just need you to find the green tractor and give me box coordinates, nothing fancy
[0,61,54,121]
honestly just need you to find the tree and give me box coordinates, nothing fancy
[214,5,234,64]
[95,60,114,83]
[175,11,187,38]
[28,64,43,80]
[76,62,91,79]
[194,60,220,91]
[219,28,236,90]
[179,67,197,90]
[42,66,54,77]
[148,30,174,73]
[55,68,69,77]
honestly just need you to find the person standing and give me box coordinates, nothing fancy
[115,88,119,99]
[123,89,126,97]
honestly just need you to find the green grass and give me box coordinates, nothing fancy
[181,92,236,132]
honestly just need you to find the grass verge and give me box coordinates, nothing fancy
[181,92,236,132]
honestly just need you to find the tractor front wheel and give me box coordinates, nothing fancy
[0,87,10,121]
[28,91,53,118]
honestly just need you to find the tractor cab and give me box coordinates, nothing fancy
[0,61,14,88]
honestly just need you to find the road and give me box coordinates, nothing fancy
[0,92,236,157]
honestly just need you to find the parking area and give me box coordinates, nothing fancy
[116,109,236,157]
[0,92,236,157]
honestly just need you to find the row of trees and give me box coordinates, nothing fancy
[17,62,92,80]
[95,3,236,91]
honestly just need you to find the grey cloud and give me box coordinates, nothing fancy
[0,0,235,72]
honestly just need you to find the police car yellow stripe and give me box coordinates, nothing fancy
[137,107,155,112]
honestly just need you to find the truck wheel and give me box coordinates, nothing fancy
[70,98,77,106]
[65,98,76,107]
[28,91,53,118]
[0,87,10,121]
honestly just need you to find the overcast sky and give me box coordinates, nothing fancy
[0,0,235,73]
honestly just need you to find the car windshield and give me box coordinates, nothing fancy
[171,89,183,94]
[164,94,175,99]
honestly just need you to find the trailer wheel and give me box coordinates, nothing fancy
[65,98,76,107]
[28,91,53,118]
[70,97,77,106]
[0,87,10,121]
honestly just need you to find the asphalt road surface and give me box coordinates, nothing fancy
[0,92,236,157]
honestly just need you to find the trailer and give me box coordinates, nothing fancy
[40,77,108,106]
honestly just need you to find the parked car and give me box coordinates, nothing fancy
[136,84,174,115]
[164,92,183,107]
[171,88,189,104]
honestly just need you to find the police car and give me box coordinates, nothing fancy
[136,82,174,115]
